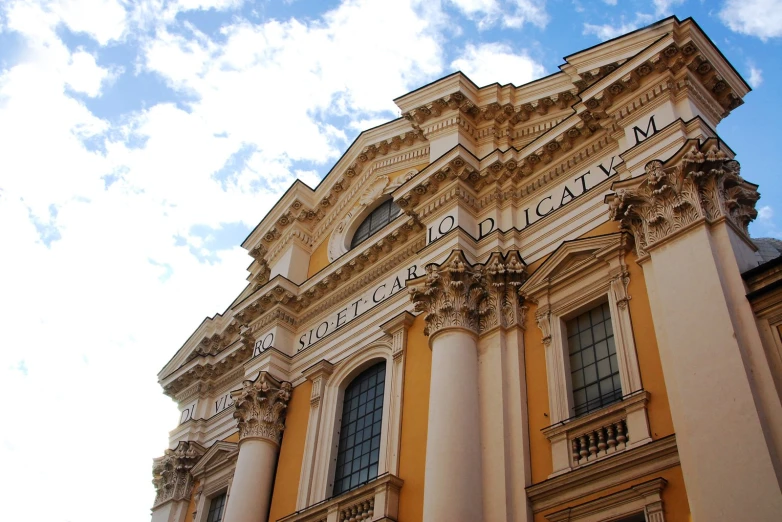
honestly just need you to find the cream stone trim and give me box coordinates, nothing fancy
[544,477,666,522]
[303,343,396,506]
[297,360,335,510]
[520,233,642,426]
[381,311,415,476]
[527,435,679,514]
[281,474,403,522]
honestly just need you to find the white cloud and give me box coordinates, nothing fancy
[451,42,545,86]
[756,205,781,238]
[748,64,763,88]
[652,0,685,15]
[447,0,549,29]
[720,0,782,40]
[0,1,449,520]
[583,13,654,41]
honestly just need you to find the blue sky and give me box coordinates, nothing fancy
[1,1,780,521]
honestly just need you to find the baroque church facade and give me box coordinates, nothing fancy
[150,17,782,522]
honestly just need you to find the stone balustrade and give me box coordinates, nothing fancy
[542,391,651,476]
[570,418,628,466]
[278,474,403,522]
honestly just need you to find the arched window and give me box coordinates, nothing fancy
[332,362,386,495]
[350,199,401,249]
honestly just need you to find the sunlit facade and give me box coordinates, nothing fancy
[150,17,782,522]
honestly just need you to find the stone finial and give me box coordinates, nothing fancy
[409,250,527,338]
[152,441,205,507]
[231,372,293,445]
[605,139,759,258]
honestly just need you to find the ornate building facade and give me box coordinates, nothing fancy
[151,17,782,522]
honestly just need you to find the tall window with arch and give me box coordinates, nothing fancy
[332,361,386,495]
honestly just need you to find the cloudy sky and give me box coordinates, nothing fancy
[1,1,780,521]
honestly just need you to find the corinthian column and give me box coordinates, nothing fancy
[606,139,782,521]
[411,250,524,522]
[223,372,292,522]
[151,441,205,522]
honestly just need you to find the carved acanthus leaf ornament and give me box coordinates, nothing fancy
[409,250,527,338]
[231,372,292,445]
[605,139,759,258]
[152,441,205,507]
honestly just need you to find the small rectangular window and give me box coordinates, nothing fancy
[567,302,622,417]
[206,493,226,522]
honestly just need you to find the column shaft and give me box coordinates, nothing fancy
[224,439,278,522]
[423,329,484,522]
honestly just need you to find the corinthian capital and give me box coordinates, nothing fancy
[152,441,205,507]
[231,372,292,445]
[605,138,759,258]
[480,251,527,332]
[409,250,527,338]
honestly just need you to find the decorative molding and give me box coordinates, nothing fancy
[606,138,759,258]
[381,311,416,360]
[303,360,334,408]
[231,372,293,446]
[544,477,667,522]
[409,250,527,338]
[526,435,679,514]
[152,441,206,508]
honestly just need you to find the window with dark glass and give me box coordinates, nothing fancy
[206,492,226,522]
[332,362,386,495]
[350,199,401,249]
[567,302,622,417]
[614,513,646,522]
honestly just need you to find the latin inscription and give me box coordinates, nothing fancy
[252,332,275,357]
[297,263,421,351]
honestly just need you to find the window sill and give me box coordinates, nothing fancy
[542,390,652,477]
[278,474,403,522]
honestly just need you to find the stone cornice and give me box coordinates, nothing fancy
[605,138,759,259]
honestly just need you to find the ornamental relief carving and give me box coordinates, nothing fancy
[606,140,759,258]
[231,372,292,445]
[409,250,527,338]
[152,441,205,507]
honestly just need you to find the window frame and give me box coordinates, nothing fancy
[297,342,404,508]
[349,198,402,250]
[520,233,643,424]
[331,361,387,495]
[205,491,227,522]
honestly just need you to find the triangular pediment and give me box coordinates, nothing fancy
[190,441,238,476]
[520,233,626,298]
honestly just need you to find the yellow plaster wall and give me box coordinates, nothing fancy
[223,432,240,443]
[307,239,330,278]
[268,381,312,522]
[525,219,675,483]
[182,479,199,522]
[533,464,690,522]
[397,313,432,522]
[306,163,430,279]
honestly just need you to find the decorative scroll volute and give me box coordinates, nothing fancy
[409,250,527,339]
[606,139,759,258]
[231,372,293,445]
[152,441,205,507]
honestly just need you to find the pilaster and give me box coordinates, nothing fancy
[605,139,782,520]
